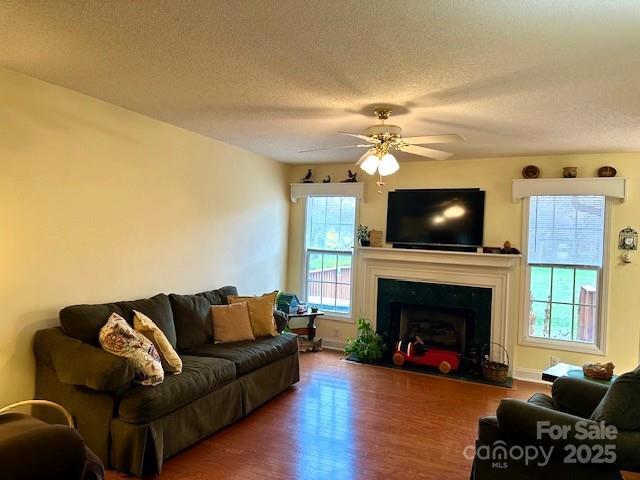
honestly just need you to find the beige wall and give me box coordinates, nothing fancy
[288,154,640,374]
[0,68,289,406]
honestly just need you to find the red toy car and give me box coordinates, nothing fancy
[392,336,461,374]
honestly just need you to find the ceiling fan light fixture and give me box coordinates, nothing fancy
[378,153,399,176]
[360,154,380,175]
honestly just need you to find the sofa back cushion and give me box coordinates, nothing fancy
[60,294,177,348]
[591,365,640,430]
[195,285,238,305]
[169,286,239,350]
[169,294,213,350]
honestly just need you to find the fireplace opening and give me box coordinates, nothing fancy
[390,302,475,355]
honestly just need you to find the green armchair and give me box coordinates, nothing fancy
[471,367,640,479]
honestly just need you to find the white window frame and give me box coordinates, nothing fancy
[300,196,359,322]
[519,197,611,355]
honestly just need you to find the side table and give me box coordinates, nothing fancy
[283,310,324,352]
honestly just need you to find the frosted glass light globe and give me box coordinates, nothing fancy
[360,154,379,175]
[378,153,399,176]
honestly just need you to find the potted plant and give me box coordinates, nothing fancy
[357,225,371,247]
[344,318,384,363]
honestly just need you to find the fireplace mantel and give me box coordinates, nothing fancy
[356,246,521,269]
[355,246,521,374]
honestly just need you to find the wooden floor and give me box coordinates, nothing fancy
[107,351,545,479]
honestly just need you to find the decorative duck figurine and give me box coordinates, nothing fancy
[301,169,313,183]
[322,175,331,183]
[342,169,358,182]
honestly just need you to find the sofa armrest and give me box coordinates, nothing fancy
[552,376,609,417]
[34,328,134,392]
[273,310,288,333]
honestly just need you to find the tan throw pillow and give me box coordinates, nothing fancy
[228,291,278,338]
[211,302,255,343]
[133,310,182,374]
[99,313,164,386]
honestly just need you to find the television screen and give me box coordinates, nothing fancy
[386,189,485,247]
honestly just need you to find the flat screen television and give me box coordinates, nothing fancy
[386,189,485,249]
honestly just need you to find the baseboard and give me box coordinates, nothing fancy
[513,367,547,384]
[321,338,345,351]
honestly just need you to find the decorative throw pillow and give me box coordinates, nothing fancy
[99,313,164,386]
[228,291,278,338]
[211,302,255,343]
[133,310,182,374]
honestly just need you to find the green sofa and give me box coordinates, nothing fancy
[471,369,640,479]
[33,286,299,476]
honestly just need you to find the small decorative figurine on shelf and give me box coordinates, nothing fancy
[598,166,617,177]
[500,241,520,254]
[562,166,578,178]
[322,175,331,183]
[342,169,358,182]
[522,165,540,179]
[301,169,313,183]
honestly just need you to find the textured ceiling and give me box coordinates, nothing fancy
[1,1,640,164]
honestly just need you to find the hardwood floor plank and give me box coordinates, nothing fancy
[107,351,545,479]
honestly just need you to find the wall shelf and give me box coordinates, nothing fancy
[290,182,366,203]
[512,177,628,202]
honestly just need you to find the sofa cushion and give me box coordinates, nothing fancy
[169,294,213,350]
[182,332,298,375]
[118,355,236,424]
[195,285,238,306]
[60,294,176,348]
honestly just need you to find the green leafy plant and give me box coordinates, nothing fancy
[356,224,371,241]
[344,318,384,362]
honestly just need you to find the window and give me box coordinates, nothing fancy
[524,195,607,352]
[304,196,356,315]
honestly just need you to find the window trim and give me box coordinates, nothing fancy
[519,197,611,355]
[299,196,359,322]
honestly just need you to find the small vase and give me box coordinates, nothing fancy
[359,239,371,247]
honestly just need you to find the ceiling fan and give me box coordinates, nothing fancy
[300,108,465,178]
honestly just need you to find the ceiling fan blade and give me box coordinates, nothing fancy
[398,144,453,161]
[337,132,380,143]
[402,134,465,145]
[355,148,376,166]
[299,144,372,153]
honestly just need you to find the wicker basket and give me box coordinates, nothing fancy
[482,343,510,383]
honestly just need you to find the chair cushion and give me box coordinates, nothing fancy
[118,355,235,423]
[0,413,91,480]
[60,293,177,348]
[591,366,640,430]
[182,332,298,375]
[527,393,559,411]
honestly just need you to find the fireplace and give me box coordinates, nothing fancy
[376,278,492,377]
[391,303,473,354]
[354,246,520,379]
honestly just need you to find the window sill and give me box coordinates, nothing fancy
[319,312,354,323]
[519,336,606,356]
